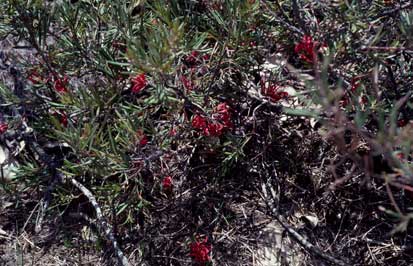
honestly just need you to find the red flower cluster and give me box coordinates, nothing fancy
[398,119,408,127]
[189,237,211,265]
[191,103,232,137]
[340,77,367,108]
[27,71,43,85]
[54,76,69,93]
[295,35,317,63]
[184,51,200,67]
[136,130,148,146]
[192,115,208,130]
[181,75,194,91]
[184,51,210,68]
[169,127,177,136]
[131,73,147,93]
[140,135,148,146]
[60,113,68,127]
[205,122,225,137]
[162,176,173,190]
[57,112,68,127]
[213,103,232,128]
[350,78,360,92]
[202,54,210,61]
[0,123,8,134]
[261,83,289,102]
[51,111,69,127]
[396,151,405,160]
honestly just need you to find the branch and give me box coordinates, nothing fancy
[71,178,131,266]
[261,183,350,266]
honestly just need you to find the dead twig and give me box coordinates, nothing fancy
[261,183,350,266]
[70,177,131,266]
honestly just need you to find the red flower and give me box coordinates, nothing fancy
[192,104,233,137]
[202,54,210,61]
[295,35,316,63]
[398,119,408,127]
[59,112,68,127]
[140,135,148,146]
[54,76,68,93]
[0,123,8,134]
[215,102,230,115]
[136,129,148,146]
[396,152,405,160]
[185,51,200,67]
[339,96,350,107]
[189,237,211,265]
[162,176,173,190]
[351,79,360,92]
[192,115,208,130]
[131,73,147,93]
[28,71,43,84]
[214,103,232,128]
[360,95,368,105]
[169,128,177,136]
[204,122,225,137]
[261,84,289,102]
[215,103,230,116]
[181,75,194,90]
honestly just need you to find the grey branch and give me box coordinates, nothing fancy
[71,178,131,266]
[261,183,350,266]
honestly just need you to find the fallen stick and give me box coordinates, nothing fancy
[261,183,350,266]
[71,178,131,266]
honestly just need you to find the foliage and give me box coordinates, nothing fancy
[1,0,413,265]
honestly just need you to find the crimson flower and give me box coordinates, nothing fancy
[204,122,225,137]
[214,103,232,129]
[131,73,147,93]
[261,84,289,102]
[59,112,68,127]
[192,115,208,130]
[136,129,148,146]
[169,128,177,136]
[350,78,360,92]
[339,96,350,108]
[396,152,405,160]
[360,95,368,105]
[294,35,316,63]
[181,75,194,90]
[28,71,43,84]
[215,102,229,115]
[215,103,230,118]
[398,119,408,127]
[185,51,200,66]
[202,54,210,61]
[192,104,233,137]
[162,176,173,190]
[0,123,8,134]
[189,237,211,265]
[54,76,69,93]
[140,135,148,146]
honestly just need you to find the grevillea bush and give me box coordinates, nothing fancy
[1,0,413,265]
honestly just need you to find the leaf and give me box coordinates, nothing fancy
[283,108,320,118]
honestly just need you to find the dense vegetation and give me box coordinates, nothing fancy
[1,1,413,265]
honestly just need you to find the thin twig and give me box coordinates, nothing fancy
[261,1,305,36]
[261,183,350,266]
